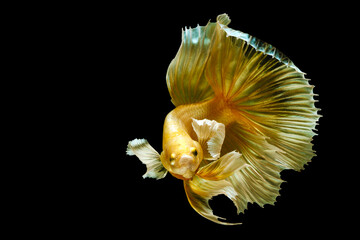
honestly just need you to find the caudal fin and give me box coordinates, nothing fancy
[206,14,320,170]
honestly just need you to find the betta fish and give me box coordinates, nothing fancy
[126,14,320,225]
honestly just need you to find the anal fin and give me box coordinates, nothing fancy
[184,175,241,225]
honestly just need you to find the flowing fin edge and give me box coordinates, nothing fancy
[191,118,225,160]
[197,151,246,181]
[216,14,303,74]
[127,139,167,179]
[184,176,242,225]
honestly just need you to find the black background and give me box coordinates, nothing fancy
[42,2,355,238]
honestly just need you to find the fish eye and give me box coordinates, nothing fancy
[170,153,176,165]
[190,147,198,156]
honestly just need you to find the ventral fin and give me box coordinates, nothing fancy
[127,139,167,179]
[191,118,225,160]
[196,151,245,181]
[184,175,241,225]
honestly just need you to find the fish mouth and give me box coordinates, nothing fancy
[170,170,196,180]
[170,154,198,180]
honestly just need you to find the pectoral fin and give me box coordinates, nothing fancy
[184,175,241,225]
[126,139,167,179]
[196,151,246,180]
[191,118,225,160]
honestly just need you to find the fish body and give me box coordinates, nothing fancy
[127,14,320,225]
[162,97,236,180]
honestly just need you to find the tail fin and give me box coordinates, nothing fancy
[212,15,320,214]
[206,14,320,170]
[212,14,319,211]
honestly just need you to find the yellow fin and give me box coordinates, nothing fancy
[166,20,216,106]
[196,151,245,180]
[206,15,304,98]
[204,14,319,171]
[228,164,283,213]
[221,122,285,212]
[184,175,241,225]
[204,14,319,173]
[127,139,167,179]
[191,118,225,160]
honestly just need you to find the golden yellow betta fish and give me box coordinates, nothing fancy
[126,14,320,225]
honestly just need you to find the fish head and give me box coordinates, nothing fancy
[161,140,203,180]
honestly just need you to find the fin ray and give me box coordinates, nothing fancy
[202,14,319,173]
[127,139,167,179]
[166,23,216,106]
[191,118,225,160]
[184,175,241,225]
[221,123,284,213]
[197,151,245,181]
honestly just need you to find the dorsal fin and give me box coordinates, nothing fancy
[166,13,303,106]
[166,18,217,106]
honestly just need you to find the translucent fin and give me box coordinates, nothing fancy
[166,21,216,106]
[191,118,225,160]
[204,14,320,172]
[197,151,245,180]
[228,164,283,214]
[168,13,319,171]
[206,14,305,99]
[221,123,284,213]
[127,139,167,179]
[184,175,241,225]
